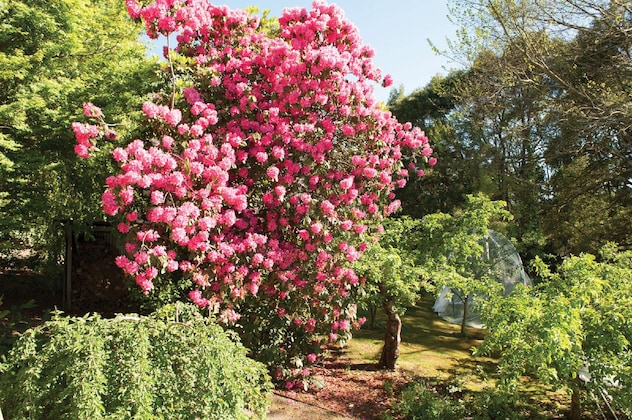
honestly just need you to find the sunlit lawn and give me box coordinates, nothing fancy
[346,295,572,418]
[348,296,493,390]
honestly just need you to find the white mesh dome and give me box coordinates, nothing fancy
[432,230,532,329]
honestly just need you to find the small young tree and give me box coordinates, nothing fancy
[73,0,434,385]
[354,217,424,369]
[418,194,512,335]
[476,244,632,419]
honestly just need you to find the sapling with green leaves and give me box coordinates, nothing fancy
[418,193,512,335]
[475,244,632,419]
[354,217,425,369]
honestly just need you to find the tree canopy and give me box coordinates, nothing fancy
[0,0,157,261]
[476,244,632,418]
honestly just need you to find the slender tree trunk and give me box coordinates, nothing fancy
[379,300,401,370]
[460,295,468,336]
[569,376,581,420]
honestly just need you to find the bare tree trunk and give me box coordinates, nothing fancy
[569,376,581,420]
[379,301,401,370]
[460,295,469,336]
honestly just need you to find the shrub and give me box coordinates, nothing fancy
[467,388,522,420]
[73,0,434,381]
[0,303,271,419]
[394,381,465,420]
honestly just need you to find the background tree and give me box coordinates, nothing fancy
[417,194,512,335]
[476,244,632,419]
[354,217,424,369]
[443,0,632,257]
[389,72,485,218]
[0,0,157,266]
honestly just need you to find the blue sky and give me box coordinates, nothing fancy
[147,1,459,102]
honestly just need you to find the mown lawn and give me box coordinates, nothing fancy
[343,296,575,418]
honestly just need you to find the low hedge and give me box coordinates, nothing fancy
[0,303,271,419]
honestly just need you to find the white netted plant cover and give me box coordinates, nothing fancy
[432,230,532,329]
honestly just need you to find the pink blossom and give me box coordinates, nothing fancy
[142,101,159,118]
[112,148,128,162]
[83,102,103,119]
[339,176,354,190]
[362,167,377,178]
[105,129,118,141]
[274,185,286,198]
[321,200,335,217]
[117,222,130,234]
[189,290,209,308]
[310,222,323,235]
[151,190,165,204]
[382,74,393,87]
[266,166,279,181]
[165,109,182,126]
[74,144,90,159]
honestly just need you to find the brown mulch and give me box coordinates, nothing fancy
[273,350,412,420]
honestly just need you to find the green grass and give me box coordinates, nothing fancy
[349,297,493,389]
[346,296,574,418]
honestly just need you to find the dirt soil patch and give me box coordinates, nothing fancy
[272,349,411,419]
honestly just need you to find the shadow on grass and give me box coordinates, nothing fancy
[352,297,486,370]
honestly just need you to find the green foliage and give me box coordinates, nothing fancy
[0,0,158,262]
[466,388,523,420]
[0,297,38,357]
[0,303,271,419]
[393,381,465,420]
[476,244,632,414]
[355,217,425,319]
[389,72,482,218]
[393,380,537,420]
[417,194,511,334]
[395,0,631,261]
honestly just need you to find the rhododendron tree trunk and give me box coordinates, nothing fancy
[379,301,402,370]
[73,0,434,387]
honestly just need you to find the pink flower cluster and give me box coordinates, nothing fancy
[76,0,434,379]
[72,102,118,158]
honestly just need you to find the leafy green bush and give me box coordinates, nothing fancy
[0,303,271,419]
[393,381,526,420]
[394,381,465,419]
[467,388,522,420]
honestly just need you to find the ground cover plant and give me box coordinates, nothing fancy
[0,302,271,419]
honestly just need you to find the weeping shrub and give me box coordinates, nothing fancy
[0,303,271,419]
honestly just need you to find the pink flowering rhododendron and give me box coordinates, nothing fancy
[73,0,434,385]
